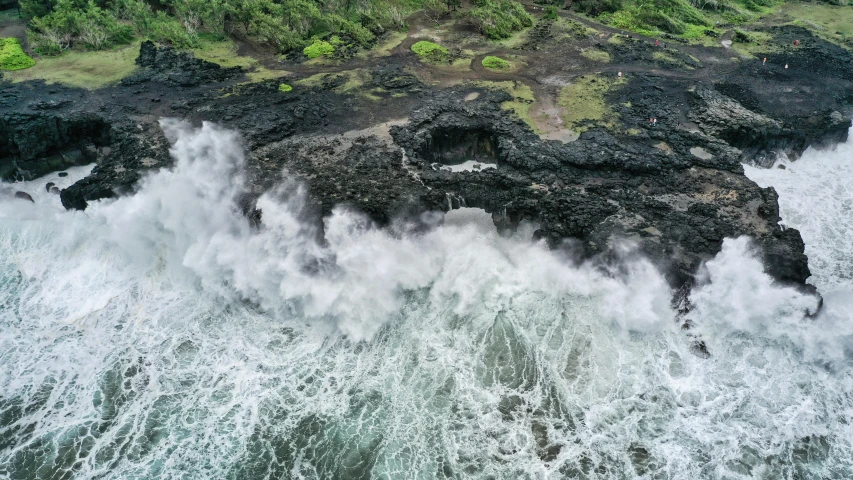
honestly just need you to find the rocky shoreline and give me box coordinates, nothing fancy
[2,27,852,299]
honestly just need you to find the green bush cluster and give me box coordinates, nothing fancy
[303,39,334,58]
[598,0,710,35]
[466,0,533,40]
[18,0,422,56]
[411,40,448,61]
[543,5,559,20]
[26,0,134,55]
[0,38,36,70]
[278,83,293,91]
[573,0,623,16]
[481,55,509,68]
[582,0,780,38]
[733,28,754,42]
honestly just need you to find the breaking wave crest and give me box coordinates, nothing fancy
[0,120,851,479]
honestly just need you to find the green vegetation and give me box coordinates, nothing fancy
[27,0,135,54]
[412,40,448,61]
[294,68,385,100]
[783,2,853,47]
[543,5,559,20]
[18,0,416,57]
[578,0,779,40]
[580,48,611,62]
[0,8,21,22]
[730,29,776,57]
[3,40,139,87]
[191,34,258,69]
[278,83,293,92]
[466,0,533,40]
[303,40,334,58]
[482,55,510,68]
[361,30,407,57]
[558,74,626,133]
[471,80,536,129]
[0,38,36,70]
[733,28,754,43]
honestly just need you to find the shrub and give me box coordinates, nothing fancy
[733,29,753,43]
[543,5,559,20]
[482,55,510,68]
[411,40,448,61]
[467,0,533,39]
[0,38,36,70]
[278,83,293,92]
[27,0,134,54]
[303,40,334,58]
[573,0,623,16]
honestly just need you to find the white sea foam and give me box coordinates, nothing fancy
[0,120,851,479]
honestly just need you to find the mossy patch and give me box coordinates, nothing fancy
[4,41,139,88]
[190,35,286,83]
[652,51,678,64]
[482,55,510,69]
[580,48,611,62]
[304,40,335,59]
[412,41,449,61]
[470,80,536,130]
[294,69,383,100]
[191,35,258,69]
[362,30,407,58]
[730,30,778,58]
[0,38,35,71]
[278,83,293,92]
[558,74,626,133]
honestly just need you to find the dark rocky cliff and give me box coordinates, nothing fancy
[2,29,850,296]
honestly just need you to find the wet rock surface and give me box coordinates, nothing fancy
[1,34,851,292]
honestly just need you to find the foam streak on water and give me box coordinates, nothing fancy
[0,120,851,479]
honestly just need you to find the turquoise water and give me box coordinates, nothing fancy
[1,120,851,479]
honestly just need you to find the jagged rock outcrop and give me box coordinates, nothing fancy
[3,36,850,294]
[60,121,171,210]
[123,40,243,87]
[690,86,782,143]
[238,88,814,289]
[0,111,110,181]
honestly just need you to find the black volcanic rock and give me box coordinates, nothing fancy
[123,40,243,87]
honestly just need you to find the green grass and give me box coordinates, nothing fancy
[278,83,293,92]
[4,41,140,88]
[191,35,288,83]
[304,40,335,59]
[783,2,853,47]
[730,30,778,58]
[0,38,35,71]
[558,74,626,133]
[470,80,536,130]
[412,40,449,61]
[294,69,384,100]
[0,8,21,22]
[580,49,611,62]
[191,35,259,69]
[482,55,510,68]
[361,30,407,58]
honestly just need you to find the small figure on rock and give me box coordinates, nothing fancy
[655,39,659,47]
[618,71,622,78]
[794,39,799,46]
[763,57,767,65]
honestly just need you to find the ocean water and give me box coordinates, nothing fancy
[1,120,851,479]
